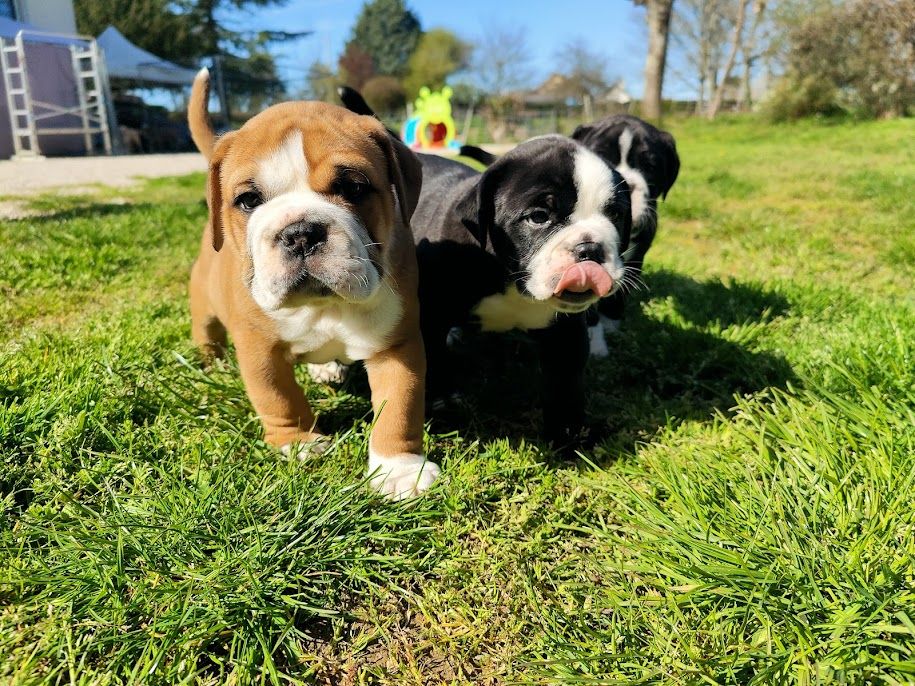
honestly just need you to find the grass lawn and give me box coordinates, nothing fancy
[2,116,915,684]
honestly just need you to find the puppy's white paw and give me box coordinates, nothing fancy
[307,361,349,384]
[281,436,331,460]
[368,451,441,500]
[588,323,609,358]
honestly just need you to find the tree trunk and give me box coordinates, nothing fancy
[707,0,748,119]
[641,0,675,121]
[696,74,706,115]
[707,63,718,115]
[739,58,752,110]
[739,0,766,111]
[696,3,709,116]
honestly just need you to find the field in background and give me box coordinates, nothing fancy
[1,116,914,684]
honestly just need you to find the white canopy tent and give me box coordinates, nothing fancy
[96,26,197,86]
[0,23,201,158]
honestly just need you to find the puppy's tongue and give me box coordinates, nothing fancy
[553,261,613,297]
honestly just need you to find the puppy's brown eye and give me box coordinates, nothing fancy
[334,172,371,203]
[234,191,264,212]
[526,208,551,226]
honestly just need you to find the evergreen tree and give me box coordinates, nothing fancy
[74,0,199,62]
[344,0,421,78]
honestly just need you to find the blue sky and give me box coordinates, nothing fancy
[231,0,673,99]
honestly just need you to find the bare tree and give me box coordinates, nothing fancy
[634,0,675,121]
[554,40,615,97]
[707,0,748,118]
[671,0,730,113]
[738,0,768,109]
[472,25,534,96]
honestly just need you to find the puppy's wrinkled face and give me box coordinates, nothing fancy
[212,102,402,312]
[480,136,630,314]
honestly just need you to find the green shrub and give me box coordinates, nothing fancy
[765,0,915,121]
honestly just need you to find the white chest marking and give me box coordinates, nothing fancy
[473,286,558,332]
[269,284,403,363]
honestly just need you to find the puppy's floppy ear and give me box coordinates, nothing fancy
[455,162,503,249]
[371,129,422,227]
[206,158,225,252]
[206,158,224,252]
[571,123,592,142]
[657,130,680,200]
[205,134,234,252]
[574,121,624,167]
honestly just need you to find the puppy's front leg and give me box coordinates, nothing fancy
[364,336,440,499]
[234,331,324,453]
[532,313,590,447]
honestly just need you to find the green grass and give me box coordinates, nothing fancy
[2,116,915,684]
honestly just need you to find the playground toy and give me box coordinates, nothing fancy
[401,86,460,151]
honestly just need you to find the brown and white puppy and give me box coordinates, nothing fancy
[188,68,437,499]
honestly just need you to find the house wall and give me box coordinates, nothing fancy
[14,0,77,36]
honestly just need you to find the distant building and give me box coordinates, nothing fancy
[515,73,633,110]
[0,0,77,35]
[601,81,632,107]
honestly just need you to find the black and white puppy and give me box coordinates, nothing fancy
[412,139,631,444]
[339,88,631,444]
[571,115,679,356]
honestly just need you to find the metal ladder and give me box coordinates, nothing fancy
[0,32,40,158]
[70,38,112,155]
[0,30,113,159]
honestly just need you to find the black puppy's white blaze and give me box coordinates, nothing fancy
[615,127,652,231]
[473,141,627,333]
[589,126,648,354]
[572,115,680,358]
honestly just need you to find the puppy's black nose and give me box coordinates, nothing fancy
[572,241,605,264]
[279,221,327,257]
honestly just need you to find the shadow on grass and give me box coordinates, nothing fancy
[648,269,789,326]
[4,202,154,224]
[367,270,796,460]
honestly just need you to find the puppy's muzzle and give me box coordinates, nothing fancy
[275,219,334,298]
[553,241,610,305]
[552,244,615,308]
[572,241,605,264]
[279,220,327,259]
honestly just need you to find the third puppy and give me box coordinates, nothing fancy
[571,114,679,355]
